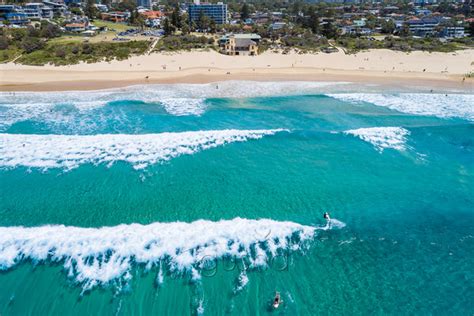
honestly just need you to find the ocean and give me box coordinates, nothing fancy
[0,81,473,315]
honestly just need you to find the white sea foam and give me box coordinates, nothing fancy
[0,218,326,291]
[159,98,206,116]
[344,127,410,152]
[0,129,286,170]
[327,93,474,121]
[234,271,249,293]
[0,81,348,128]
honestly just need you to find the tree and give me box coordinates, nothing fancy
[27,25,40,38]
[381,20,395,34]
[130,9,144,28]
[162,18,175,36]
[198,11,210,32]
[365,15,377,30]
[21,37,45,53]
[209,19,217,34]
[85,0,98,20]
[0,36,8,50]
[70,7,82,16]
[321,21,339,39]
[40,23,61,38]
[399,23,411,37]
[240,3,250,20]
[181,21,190,35]
[469,22,474,38]
[171,5,182,29]
[308,11,320,34]
[114,0,135,13]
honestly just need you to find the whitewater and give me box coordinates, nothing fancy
[0,129,287,170]
[0,218,344,291]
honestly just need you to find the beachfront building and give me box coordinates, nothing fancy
[64,22,86,32]
[188,1,227,25]
[441,26,465,38]
[24,3,54,20]
[42,1,67,17]
[406,17,441,37]
[0,5,27,25]
[0,5,29,25]
[220,34,261,56]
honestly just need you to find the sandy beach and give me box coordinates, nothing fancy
[1,49,473,91]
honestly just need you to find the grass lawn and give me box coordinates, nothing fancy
[0,47,22,63]
[92,20,134,32]
[49,21,153,44]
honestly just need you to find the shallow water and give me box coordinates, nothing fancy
[0,82,473,315]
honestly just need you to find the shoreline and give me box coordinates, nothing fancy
[1,49,473,92]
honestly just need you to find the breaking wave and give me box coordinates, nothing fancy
[0,81,349,128]
[0,217,344,291]
[327,93,474,121]
[0,129,287,170]
[344,127,410,152]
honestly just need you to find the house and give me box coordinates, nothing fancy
[353,18,366,27]
[270,21,286,30]
[65,22,86,32]
[406,17,441,37]
[42,1,67,16]
[24,3,53,20]
[5,12,29,25]
[220,34,261,56]
[441,26,465,38]
[94,4,108,13]
[101,11,128,23]
[0,4,29,25]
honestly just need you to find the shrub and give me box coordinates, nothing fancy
[82,43,93,54]
[0,36,8,50]
[21,37,45,53]
[40,23,61,39]
[55,47,66,58]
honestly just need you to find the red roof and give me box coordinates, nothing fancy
[140,11,163,19]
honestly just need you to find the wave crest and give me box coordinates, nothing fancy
[344,127,410,152]
[0,129,287,170]
[0,218,323,291]
[328,93,474,121]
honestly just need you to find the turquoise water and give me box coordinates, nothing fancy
[0,82,473,315]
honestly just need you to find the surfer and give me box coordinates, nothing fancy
[273,291,282,309]
[323,212,330,221]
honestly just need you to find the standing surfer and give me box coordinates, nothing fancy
[273,291,282,309]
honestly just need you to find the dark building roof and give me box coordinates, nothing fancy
[407,17,441,25]
[235,38,256,48]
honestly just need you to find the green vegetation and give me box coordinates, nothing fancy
[92,20,134,33]
[154,35,215,52]
[279,33,330,53]
[16,41,148,65]
[337,36,464,54]
[0,25,148,65]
